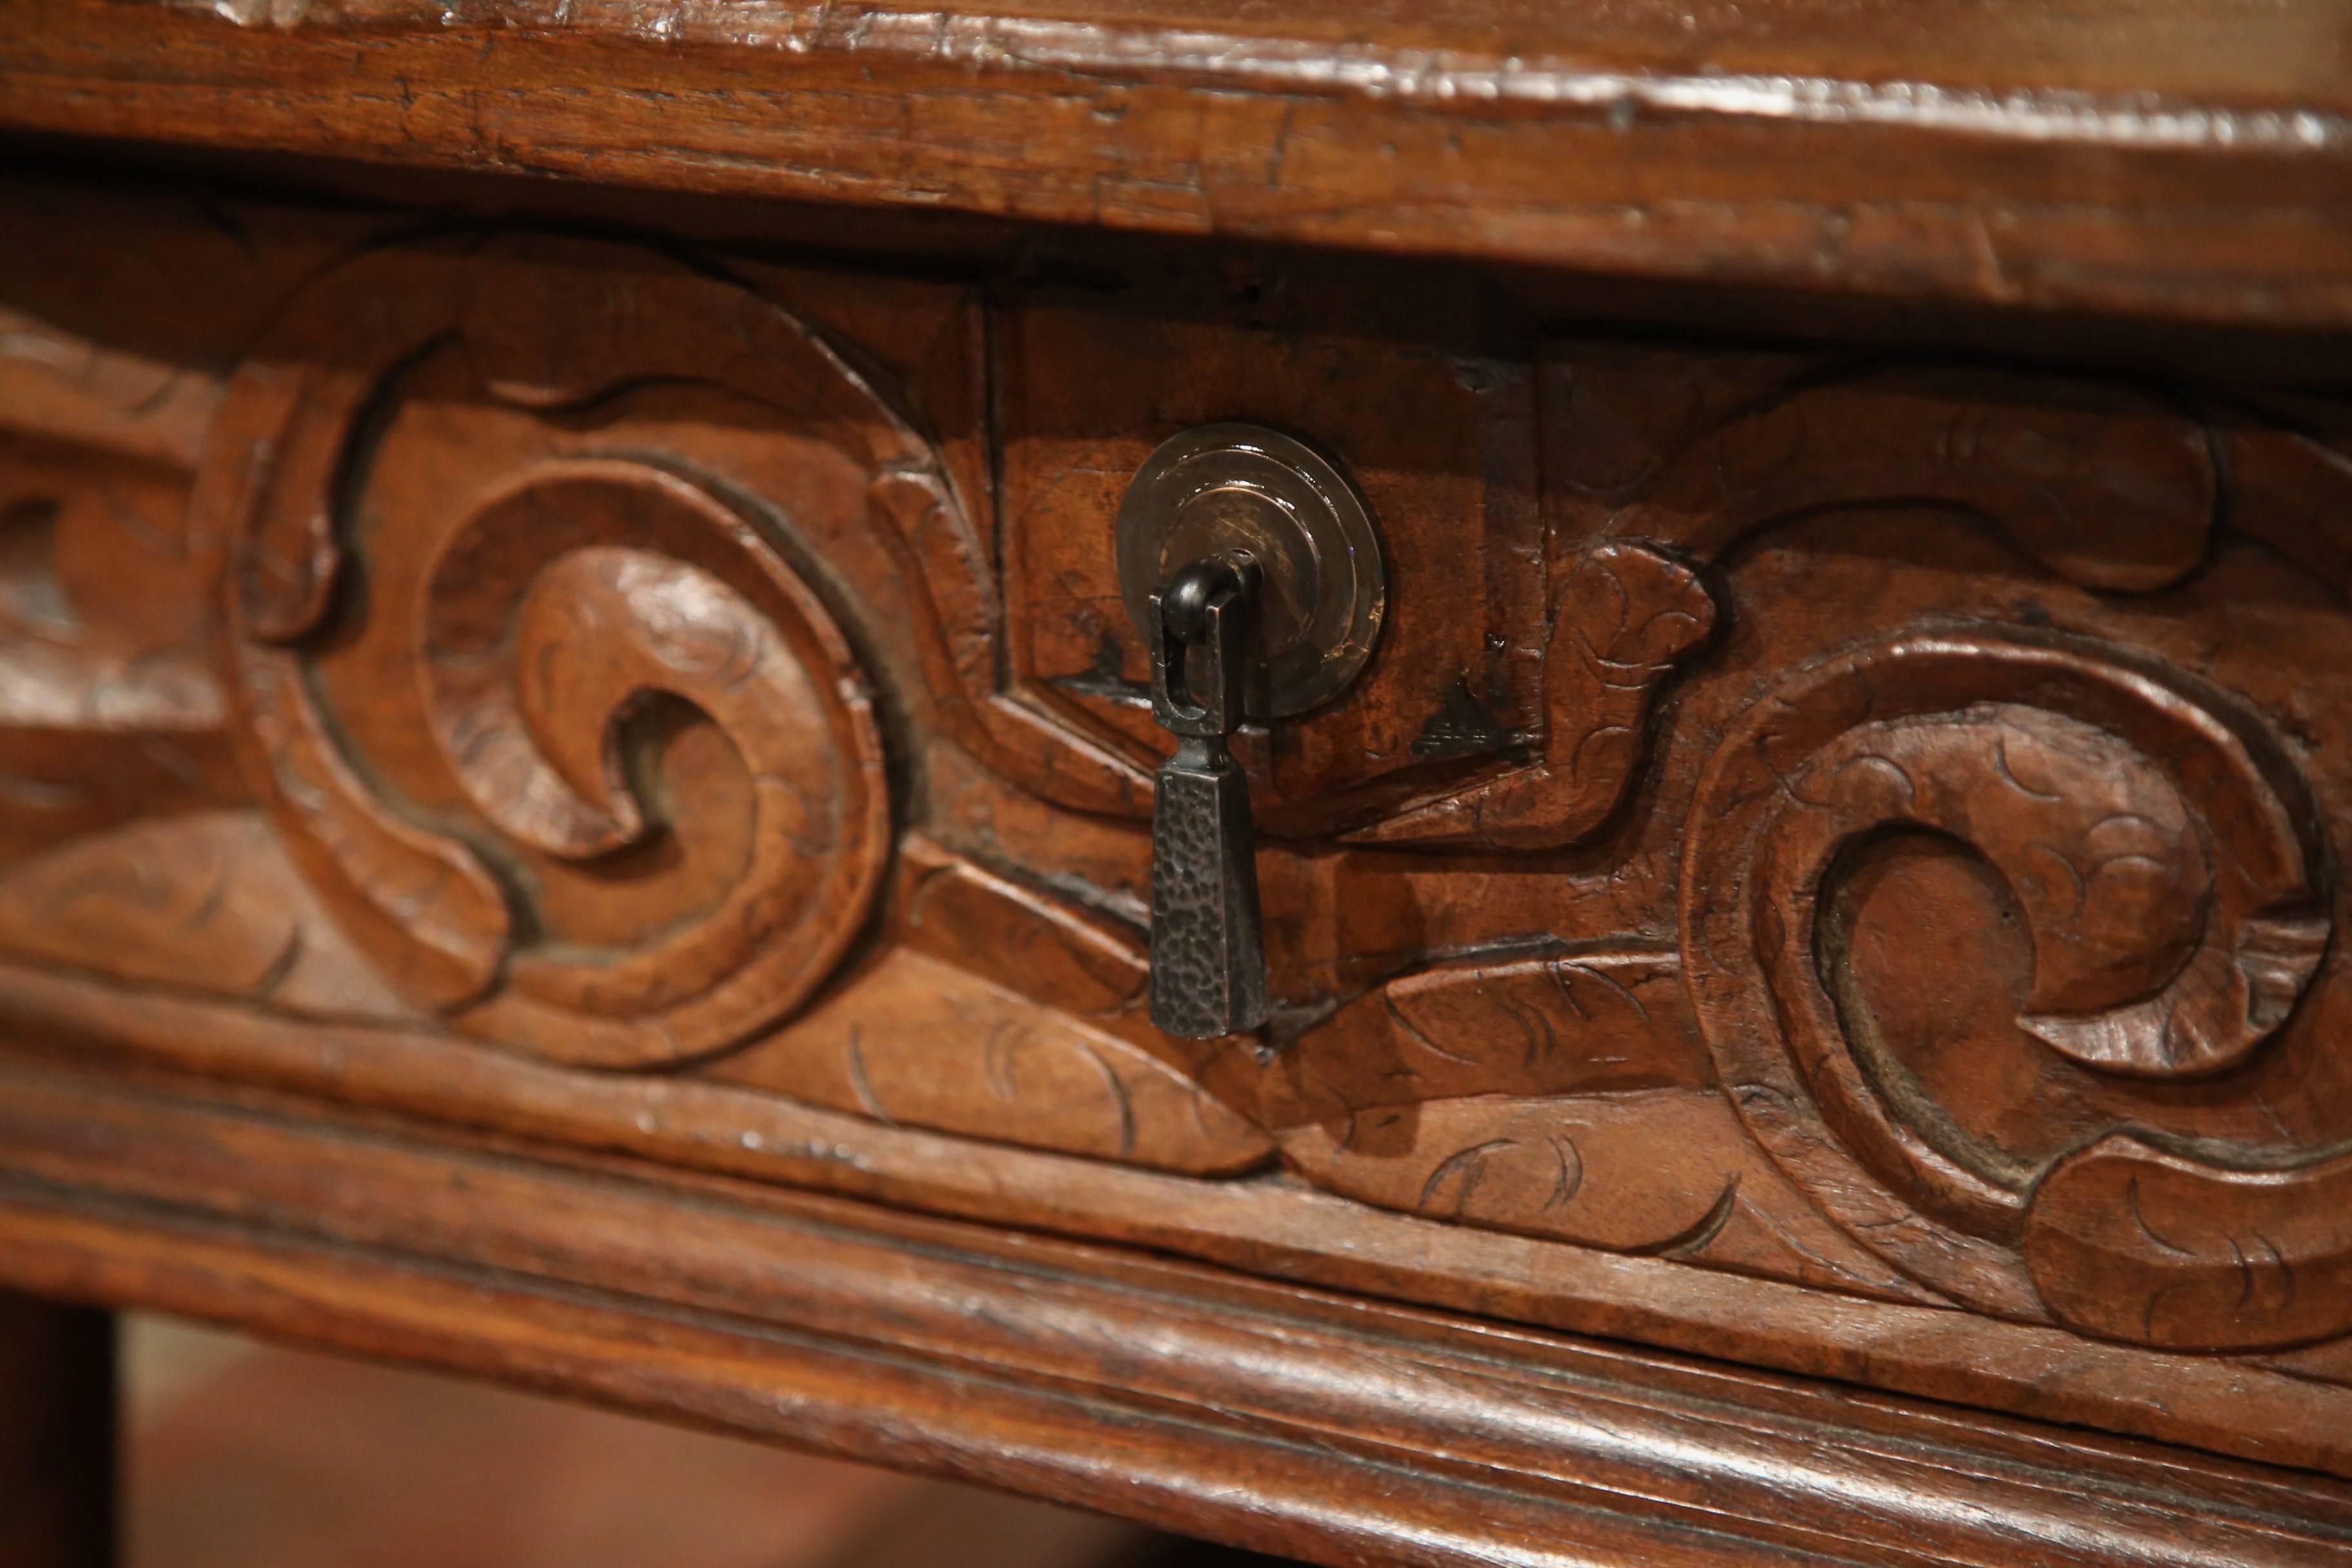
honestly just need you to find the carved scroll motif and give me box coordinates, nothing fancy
[1352,360,2223,854]
[1563,357,2221,595]
[2026,1137,2352,1352]
[199,240,953,1066]
[19,211,2352,1396]
[0,328,243,862]
[1680,631,2338,1341]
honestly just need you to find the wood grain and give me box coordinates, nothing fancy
[16,959,2352,1481]
[7,172,2352,1555]
[1681,630,2331,1327]
[202,237,934,1063]
[5,0,2352,327]
[5,1052,2352,1568]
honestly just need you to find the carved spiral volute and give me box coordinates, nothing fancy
[199,237,919,1066]
[1681,629,2343,1345]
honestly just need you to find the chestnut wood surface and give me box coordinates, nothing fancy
[3,0,2351,325]
[6,1046,2352,1568]
[4,0,2352,1551]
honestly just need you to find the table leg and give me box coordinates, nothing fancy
[0,1291,114,1568]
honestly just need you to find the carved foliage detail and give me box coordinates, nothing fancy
[1681,630,2337,1340]
[1205,950,1939,1301]
[2025,1136,2352,1352]
[712,836,1274,1176]
[1576,360,2220,596]
[428,468,890,1055]
[1348,542,1716,849]
[0,425,243,861]
[0,810,412,1019]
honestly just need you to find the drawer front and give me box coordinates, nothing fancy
[6,184,2352,1479]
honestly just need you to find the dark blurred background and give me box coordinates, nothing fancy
[124,1315,1291,1568]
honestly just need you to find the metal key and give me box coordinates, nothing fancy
[1146,554,1269,1039]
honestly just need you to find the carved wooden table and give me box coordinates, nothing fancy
[5,1,2352,1562]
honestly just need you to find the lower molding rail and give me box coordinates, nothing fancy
[0,1051,2347,1568]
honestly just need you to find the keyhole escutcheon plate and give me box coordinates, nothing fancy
[1115,423,1386,720]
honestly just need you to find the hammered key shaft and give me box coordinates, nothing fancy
[1147,556,1269,1039]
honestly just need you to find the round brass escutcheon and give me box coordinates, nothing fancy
[1115,423,1385,718]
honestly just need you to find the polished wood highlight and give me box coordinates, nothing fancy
[5,1050,2351,1568]
[1,185,2350,1473]
[3,0,2351,326]
[3,0,2352,1549]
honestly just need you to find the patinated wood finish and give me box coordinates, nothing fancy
[6,0,2352,326]
[5,0,2352,1560]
